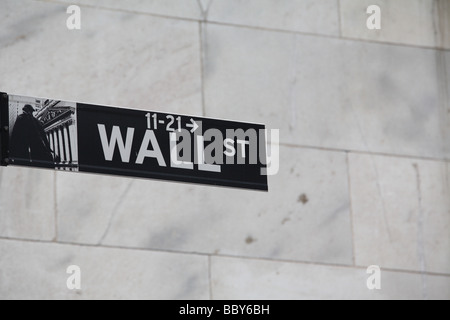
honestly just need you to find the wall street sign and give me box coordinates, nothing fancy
[0,93,268,191]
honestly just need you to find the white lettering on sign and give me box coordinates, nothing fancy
[196,135,221,173]
[170,132,193,170]
[98,124,134,162]
[136,130,167,166]
[97,117,278,175]
[224,138,236,157]
[237,139,250,158]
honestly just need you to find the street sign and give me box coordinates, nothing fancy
[0,93,268,191]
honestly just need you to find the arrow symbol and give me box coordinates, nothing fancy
[186,118,199,133]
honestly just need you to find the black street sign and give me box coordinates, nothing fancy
[0,93,268,191]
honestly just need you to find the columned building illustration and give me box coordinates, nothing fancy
[37,100,78,171]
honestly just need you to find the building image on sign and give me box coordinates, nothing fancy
[8,95,78,171]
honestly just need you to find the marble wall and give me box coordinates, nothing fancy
[0,0,448,299]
